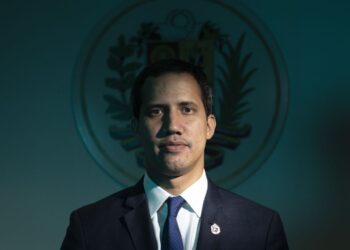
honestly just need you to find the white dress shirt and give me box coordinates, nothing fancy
[143,171,208,250]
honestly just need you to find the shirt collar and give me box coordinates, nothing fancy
[180,171,208,217]
[144,174,169,219]
[143,171,208,219]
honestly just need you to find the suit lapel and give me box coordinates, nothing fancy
[122,180,158,250]
[196,181,223,250]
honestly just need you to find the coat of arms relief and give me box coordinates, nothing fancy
[104,10,256,170]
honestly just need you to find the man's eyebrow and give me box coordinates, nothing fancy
[144,103,165,108]
[142,102,199,109]
[178,101,199,107]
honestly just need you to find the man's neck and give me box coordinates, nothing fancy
[147,168,204,195]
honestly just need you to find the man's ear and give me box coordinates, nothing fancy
[206,114,216,140]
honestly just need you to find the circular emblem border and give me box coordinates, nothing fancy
[72,0,289,189]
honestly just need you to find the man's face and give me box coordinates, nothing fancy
[136,72,216,184]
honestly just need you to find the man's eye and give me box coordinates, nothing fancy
[148,108,163,117]
[182,106,194,114]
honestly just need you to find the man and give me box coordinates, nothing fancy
[61,59,289,250]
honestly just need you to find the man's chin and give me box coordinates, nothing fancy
[156,161,188,176]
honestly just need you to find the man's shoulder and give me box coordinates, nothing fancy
[72,181,143,218]
[210,182,278,217]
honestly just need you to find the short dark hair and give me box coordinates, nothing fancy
[131,59,213,119]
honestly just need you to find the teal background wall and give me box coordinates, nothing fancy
[1,0,349,249]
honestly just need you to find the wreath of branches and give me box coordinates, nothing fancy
[200,21,256,127]
[104,23,161,124]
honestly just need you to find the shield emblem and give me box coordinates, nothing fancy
[147,40,214,85]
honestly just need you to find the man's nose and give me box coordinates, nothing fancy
[162,110,183,135]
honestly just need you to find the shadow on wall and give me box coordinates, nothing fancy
[311,95,350,249]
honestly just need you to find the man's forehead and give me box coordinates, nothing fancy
[136,72,206,111]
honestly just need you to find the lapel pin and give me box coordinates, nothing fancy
[210,223,221,235]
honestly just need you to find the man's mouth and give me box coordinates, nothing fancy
[159,141,188,153]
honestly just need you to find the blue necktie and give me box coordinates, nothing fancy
[161,196,185,250]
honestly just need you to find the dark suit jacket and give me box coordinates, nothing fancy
[61,179,288,250]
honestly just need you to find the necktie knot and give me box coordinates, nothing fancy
[167,196,185,217]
